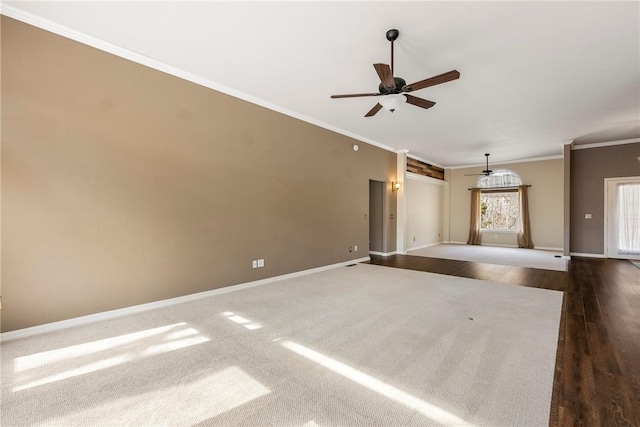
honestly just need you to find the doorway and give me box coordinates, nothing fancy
[605,177,640,260]
[369,180,385,253]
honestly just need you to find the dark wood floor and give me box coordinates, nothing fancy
[367,254,640,427]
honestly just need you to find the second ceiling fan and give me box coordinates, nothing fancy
[465,153,494,176]
[331,29,460,117]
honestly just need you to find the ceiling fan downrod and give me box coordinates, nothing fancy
[386,29,399,75]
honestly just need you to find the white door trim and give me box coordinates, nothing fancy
[604,176,640,259]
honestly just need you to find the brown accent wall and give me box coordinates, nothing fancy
[1,17,397,332]
[570,143,640,254]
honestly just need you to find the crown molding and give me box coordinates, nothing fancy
[447,154,564,169]
[571,138,640,150]
[0,5,398,155]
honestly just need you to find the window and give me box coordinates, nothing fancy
[478,170,523,231]
[481,191,519,230]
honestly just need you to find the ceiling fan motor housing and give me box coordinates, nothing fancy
[379,77,407,94]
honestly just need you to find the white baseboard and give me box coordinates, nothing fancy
[481,243,519,248]
[406,242,441,252]
[0,257,370,342]
[444,241,563,252]
[570,252,606,258]
[534,246,563,251]
[369,251,397,257]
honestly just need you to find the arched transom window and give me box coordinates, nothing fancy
[477,169,523,188]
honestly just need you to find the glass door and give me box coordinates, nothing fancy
[606,178,640,260]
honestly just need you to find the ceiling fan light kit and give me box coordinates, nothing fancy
[378,94,406,113]
[331,29,460,117]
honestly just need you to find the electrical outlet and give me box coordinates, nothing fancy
[354,245,358,251]
[257,259,264,268]
[349,246,353,252]
[252,260,257,269]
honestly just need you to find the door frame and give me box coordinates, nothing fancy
[368,179,388,255]
[604,176,640,259]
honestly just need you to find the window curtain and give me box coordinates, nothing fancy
[467,188,482,245]
[517,185,534,248]
[617,183,640,255]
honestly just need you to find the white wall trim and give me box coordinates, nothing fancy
[0,257,370,342]
[396,152,408,255]
[369,251,397,257]
[570,252,606,258]
[534,246,563,251]
[406,242,441,252]
[432,241,563,252]
[447,154,564,170]
[481,243,519,248]
[409,241,567,256]
[571,138,640,150]
[0,5,397,156]
[406,172,448,186]
[603,176,640,259]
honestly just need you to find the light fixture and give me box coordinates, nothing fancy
[378,94,406,113]
[392,182,401,192]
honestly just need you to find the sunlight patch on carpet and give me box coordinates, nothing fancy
[12,323,209,391]
[282,340,474,426]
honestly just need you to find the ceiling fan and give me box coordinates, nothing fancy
[465,153,493,176]
[330,29,460,117]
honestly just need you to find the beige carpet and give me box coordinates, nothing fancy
[409,244,568,271]
[1,264,563,426]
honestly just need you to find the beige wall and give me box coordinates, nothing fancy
[1,17,397,332]
[405,175,445,250]
[448,158,564,249]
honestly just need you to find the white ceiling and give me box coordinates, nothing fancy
[4,1,639,167]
